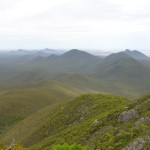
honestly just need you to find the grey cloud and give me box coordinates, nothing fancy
[0,0,150,51]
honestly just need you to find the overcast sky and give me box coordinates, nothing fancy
[0,0,150,53]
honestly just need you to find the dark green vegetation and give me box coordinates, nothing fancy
[0,142,26,150]
[1,93,149,150]
[0,49,150,149]
[52,143,88,150]
[0,80,80,135]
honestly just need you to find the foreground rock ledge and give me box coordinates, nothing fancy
[122,136,150,150]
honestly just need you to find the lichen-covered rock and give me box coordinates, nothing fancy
[93,119,99,124]
[135,117,150,126]
[119,110,137,123]
[122,136,150,150]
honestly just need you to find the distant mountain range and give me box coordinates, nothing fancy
[31,49,102,73]
[94,51,150,84]
[0,48,150,150]
[0,48,65,57]
[0,49,150,98]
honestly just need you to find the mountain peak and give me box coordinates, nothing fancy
[106,52,130,61]
[124,49,149,60]
[62,49,94,58]
[64,49,88,54]
[125,49,131,52]
[69,49,81,52]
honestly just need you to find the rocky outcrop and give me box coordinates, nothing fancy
[93,119,99,124]
[122,136,150,150]
[119,110,137,123]
[135,117,150,126]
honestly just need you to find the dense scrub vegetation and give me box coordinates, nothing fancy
[0,80,79,135]
[0,141,5,149]
[28,93,149,150]
[0,141,26,150]
[0,92,150,149]
[52,143,88,150]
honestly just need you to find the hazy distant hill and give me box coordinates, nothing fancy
[8,68,51,83]
[31,49,102,73]
[124,49,150,67]
[0,48,64,57]
[0,49,150,98]
[124,49,150,60]
[0,79,80,135]
[93,52,150,90]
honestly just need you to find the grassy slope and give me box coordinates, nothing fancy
[4,67,141,98]
[53,73,143,98]
[29,93,149,150]
[93,53,150,96]
[1,93,149,149]
[0,64,149,145]
[2,94,128,147]
[2,71,133,138]
[94,53,150,81]
[0,79,79,135]
[0,74,149,149]
[1,103,62,146]
[7,68,52,83]
[0,50,149,99]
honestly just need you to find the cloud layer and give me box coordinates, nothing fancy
[0,0,150,52]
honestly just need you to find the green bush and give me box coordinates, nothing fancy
[0,142,26,150]
[52,143,88,150]
[11,144,26,150]
[0,141,5,150]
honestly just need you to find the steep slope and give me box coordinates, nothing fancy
[124,49,150,67]
[2,94,128,147]
[2,93,149,150]
[52,73,102,93]
[7,68,51,83]
[52,73,141,98]
[0,55,40,83]
[124,49,150,60]
[93,52,150,95]
[0,79,79,135]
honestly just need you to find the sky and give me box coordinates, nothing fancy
[0,0,150,53]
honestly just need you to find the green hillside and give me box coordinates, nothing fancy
[0,49,150,150]
[53,73,142,98]
[2,93,149,150]
[124,49,150,60]
[93,52,150,95]
[2,66,143,99]
[0,79,79,135]
[8,68,51,83]
[94,52,150,80]
[123,49,150,67]
[0,49,150,98]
